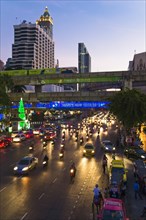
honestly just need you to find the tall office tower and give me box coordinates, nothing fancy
[78,43,91,73]
[8,7,54,70]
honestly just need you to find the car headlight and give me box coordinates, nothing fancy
[83,150,86,153]
[141,155,145,159]
[22,167,29,171]
[14,166,18,171]
[113,147,115,150]
[92,150,95,153]
[106,147,108,150]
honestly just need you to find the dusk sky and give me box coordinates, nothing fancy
[1,0,146,71]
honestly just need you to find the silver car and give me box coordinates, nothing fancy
[14,156,38,175]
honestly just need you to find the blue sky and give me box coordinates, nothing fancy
[0,0,146,71]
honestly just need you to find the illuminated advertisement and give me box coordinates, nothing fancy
[36,101,109,109]
[11,101,109,109]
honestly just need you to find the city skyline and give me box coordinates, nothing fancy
[1,0,146,71]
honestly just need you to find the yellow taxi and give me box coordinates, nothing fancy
[110,159,128,184]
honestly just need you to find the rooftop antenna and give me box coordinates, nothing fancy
[134,50,136,55]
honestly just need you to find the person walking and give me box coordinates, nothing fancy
[133,180,143,200]
[102,154,108,174]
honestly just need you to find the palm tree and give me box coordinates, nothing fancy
[108,89,146,129]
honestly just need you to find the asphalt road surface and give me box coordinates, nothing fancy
[0,115,145,220]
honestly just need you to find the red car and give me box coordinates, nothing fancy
[0,136,12,148]
[44,131,56,141]
[0,140,6,148]
[24,132,34,139]
[97,198,129,220]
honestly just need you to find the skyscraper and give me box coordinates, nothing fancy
[8,7,54,70]
[78,43,91,73]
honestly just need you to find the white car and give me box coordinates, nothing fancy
[33,129,40,135]
[13,134,26,142]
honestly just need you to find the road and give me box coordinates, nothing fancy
[0,114,145,220]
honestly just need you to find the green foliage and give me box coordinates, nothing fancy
[108,89,146,129]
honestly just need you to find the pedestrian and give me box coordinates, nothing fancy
[93,184,100,198]
[133,180,143,200]
[104,187,109,198]
[102,155,107,174]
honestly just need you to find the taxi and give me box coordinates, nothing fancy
[83,143,95,157]
[97,198,129,220]
[110,160,128,184]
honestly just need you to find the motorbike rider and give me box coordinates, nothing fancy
[70,162,76,177]
[43,154,49,162]
[141,205,146,217]
[80,136,84,143]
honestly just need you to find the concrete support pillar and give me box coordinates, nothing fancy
[35,85,42,93]
[123,78,133,90]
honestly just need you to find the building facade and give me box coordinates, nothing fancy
[78,43,91,73]
[8,7,54,70]
[128,52,146,71]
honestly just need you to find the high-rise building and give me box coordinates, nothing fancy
[78,43,91,73]
[128,52,146,71]
[8,7,54,70]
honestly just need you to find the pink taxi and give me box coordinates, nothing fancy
[97,198,129,220]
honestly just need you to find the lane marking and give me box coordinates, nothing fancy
[52,178,57,183]
[38,193,44,200]
[0,187,6,193]
[10,163,15,167]
[20,212,28,220]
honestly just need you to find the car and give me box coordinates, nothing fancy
[110,160,128,184]
[13,134,26,142]
[0,136,12,148]
[124,147,146,160]
[33,128,40,135]
[101,140,115,152]
[24,131,34,139]
[0,140,7,148]
[83,143,95,157]
[44,131,56,141]
[13,156,38,175]
[11,130,23,138]
[97,198,129,220]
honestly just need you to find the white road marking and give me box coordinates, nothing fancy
[38,193,44,200]
[0,187,6,193]
[52,178,57,183]
[20,212,28,220]
[10,163,15,167]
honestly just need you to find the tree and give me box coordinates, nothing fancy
[108,89,146,129]
[0,74,14,93]
[18,98,26,129]
[0,74,13,112]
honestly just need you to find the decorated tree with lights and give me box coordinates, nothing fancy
[18,98,26,129]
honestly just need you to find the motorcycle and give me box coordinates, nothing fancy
[80,138,84,144]
[59,151,64,159]
[42,159,48,167]
[43,141,47,146]
[75,136,78,142]
[70,168,75,182]
[86,135,89,141]
[29,145,34,153]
